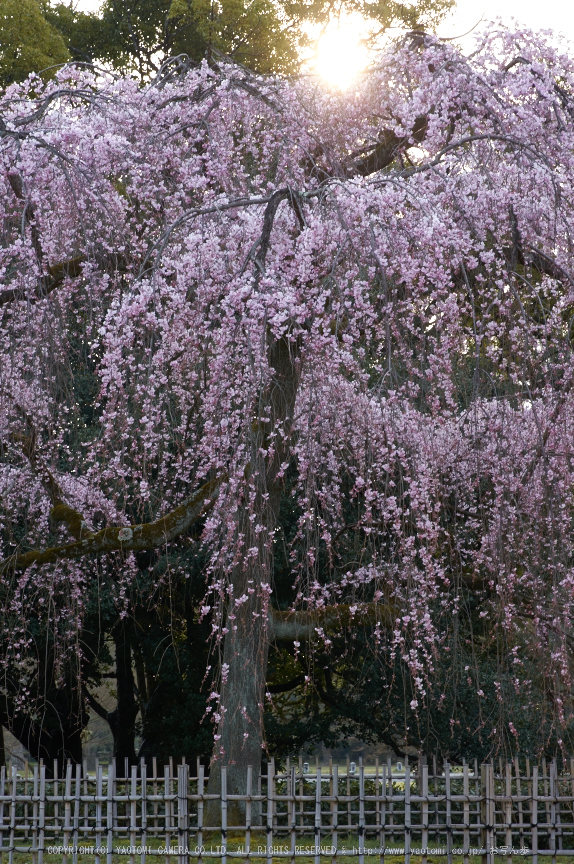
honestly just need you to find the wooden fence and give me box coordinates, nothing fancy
[1,756,574,863]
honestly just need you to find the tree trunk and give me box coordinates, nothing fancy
[207,332,301,824]
[107,619,139,769]
[1,683,87,775]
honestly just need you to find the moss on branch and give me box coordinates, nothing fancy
[0,477,222,575]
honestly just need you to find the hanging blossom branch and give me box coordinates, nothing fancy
[0,476,223,575]
[1,164,86,306]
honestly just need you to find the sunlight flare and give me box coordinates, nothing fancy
[315,19,371,89]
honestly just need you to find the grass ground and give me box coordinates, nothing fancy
[2,854,573,863]
[1,833,571,863]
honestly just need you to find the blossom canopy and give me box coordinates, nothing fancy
[2,28,574,771]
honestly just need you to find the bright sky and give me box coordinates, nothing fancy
[437,0,574,43]
[315,0,574,87]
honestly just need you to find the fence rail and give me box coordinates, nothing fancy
[1,756,574,863]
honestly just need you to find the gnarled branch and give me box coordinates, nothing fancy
[0,476,222,575]
[350,115,429,177]
[11,419,92,541]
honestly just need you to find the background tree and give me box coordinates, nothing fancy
[42,3,108,66]
[0,0,69,86]
[39,0,455,81]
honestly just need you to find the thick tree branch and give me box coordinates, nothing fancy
[0,255,85,307]
[509,206,574,286]
[349,115,429,177]
[0,476,222,575]
[241,187,305,285]
[266,674,307,694]
[84,689,111,722]
[524,246,574,285]
[518,374,574,485]
[270,602,397,641]
[11,420,92,541]
[7,172,44,266]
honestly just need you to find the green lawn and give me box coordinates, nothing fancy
[1,834,570,863]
